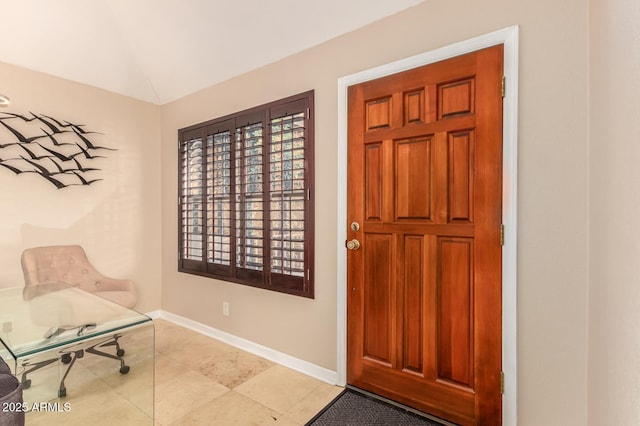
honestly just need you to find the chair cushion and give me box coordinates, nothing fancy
[0,359,10,376]
[0,374,24,426]
[0,375,19,399]
[21,245,138,309]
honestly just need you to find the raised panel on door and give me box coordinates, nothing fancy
[363,233,394,365]
[448,130,475,223]
[395,136,433,221]
[438,77,475,119]
[365,143,383,221]
[401,235,425,375]
[366,97,392,131]
[437,237,474,389]
[403,89,425,125]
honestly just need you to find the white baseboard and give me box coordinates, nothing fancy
[145,310,162,320]
[155,310,339,386]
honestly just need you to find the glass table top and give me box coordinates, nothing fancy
[0,282,151,360]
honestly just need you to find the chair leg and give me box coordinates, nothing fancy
[19,334,130,398]
[19,334,131,399]
[58,349,83,398]
[85,334,130,374]
[20,357,59,389]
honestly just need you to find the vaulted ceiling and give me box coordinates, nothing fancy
[1,0,423,104]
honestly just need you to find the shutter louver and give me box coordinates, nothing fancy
[235,123,264,273]
[269,112,306,278]
[207,131,232,267]
[180,136,204,263]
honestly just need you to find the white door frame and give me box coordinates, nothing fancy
[336,25,519,426]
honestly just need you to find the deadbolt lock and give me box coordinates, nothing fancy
[350,221,360,232]
[346,239,361,250]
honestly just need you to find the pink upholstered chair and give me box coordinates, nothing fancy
[20,245,137,308]
[18,245,137,397]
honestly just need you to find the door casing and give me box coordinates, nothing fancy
[336,25,519,426]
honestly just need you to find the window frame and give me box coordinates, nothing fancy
[178,91,315,298]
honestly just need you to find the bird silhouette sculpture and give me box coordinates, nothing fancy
[0,112,114,188]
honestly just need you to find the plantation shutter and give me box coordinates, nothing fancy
[179,128,205,272]
[178,91,314,298]
[268,97,312,292]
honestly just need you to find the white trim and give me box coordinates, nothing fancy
[144,310,162,320]
[156,310,339,385]
[336,26,519,426]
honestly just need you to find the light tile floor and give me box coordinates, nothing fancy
[23,319,342,425]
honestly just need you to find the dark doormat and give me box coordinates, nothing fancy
[305,387,451,426]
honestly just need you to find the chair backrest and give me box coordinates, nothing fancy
[21,245,101,293]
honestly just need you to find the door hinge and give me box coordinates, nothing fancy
[500,224,505,246]
[500,371,505,394]
[501,76,506,98]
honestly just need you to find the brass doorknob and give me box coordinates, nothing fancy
[346,239,361,250]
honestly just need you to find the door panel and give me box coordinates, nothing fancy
[363,233,393,365]
[395,137,432,220]
[438,237,474,389]
[448,130,474,223]
[401,234,424,375]
[365,144,383,220]
[439,77,475,118]
[366,97,393,130]
[347,45,503,425]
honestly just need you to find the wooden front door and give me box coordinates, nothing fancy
[346,45,504,425]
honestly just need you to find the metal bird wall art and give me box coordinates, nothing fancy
[0,112,114,189]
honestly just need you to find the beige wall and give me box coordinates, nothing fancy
[0,62,162,313]
[588,0,640,424]
[161,1,590,424]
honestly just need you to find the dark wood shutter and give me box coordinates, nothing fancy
[178,91,314,298]
[267,96,312,293]
[234,119,265,284]
[179,128,205,272]
[205,119,234,277]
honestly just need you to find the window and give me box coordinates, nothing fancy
[178,91,314,298]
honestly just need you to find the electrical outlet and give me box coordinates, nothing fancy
[222,302,230,316]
